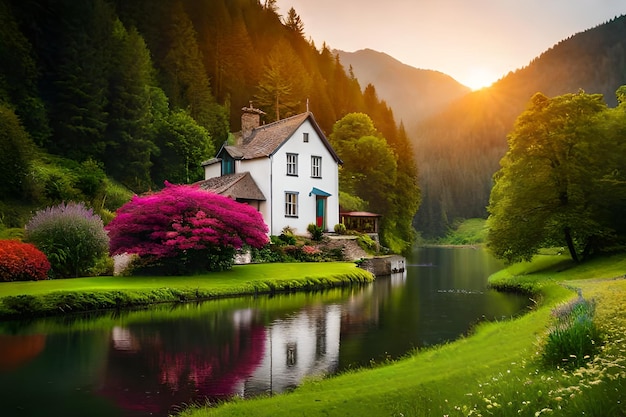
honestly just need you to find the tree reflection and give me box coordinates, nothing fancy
[99,314,266,415]
[0,334,46,372]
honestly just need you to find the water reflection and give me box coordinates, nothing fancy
[244,303,342,397]
[0,247,530,417]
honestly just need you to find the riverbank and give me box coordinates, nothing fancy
[0,262,373,320]
[178,252,626,417]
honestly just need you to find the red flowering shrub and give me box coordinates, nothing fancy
[0,240,50,281]
[106,183,269,274]
[282,244,323,262]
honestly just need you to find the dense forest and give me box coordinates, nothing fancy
[0,0,418,252]
[412,15,626,237]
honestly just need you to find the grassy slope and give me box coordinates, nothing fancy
[179,253,626,417]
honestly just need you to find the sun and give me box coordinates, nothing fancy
[463,67,497,91]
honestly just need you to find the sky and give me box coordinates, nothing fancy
[277,0,626,90]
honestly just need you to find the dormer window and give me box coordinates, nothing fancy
[303,132,309,143]
[221,154,234,175]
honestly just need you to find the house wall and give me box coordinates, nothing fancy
[238,157,271,230]
[203,162,221,179]
[268,119,340,236]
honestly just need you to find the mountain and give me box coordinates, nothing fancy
[411,15,626,237]
[335,49,470,127]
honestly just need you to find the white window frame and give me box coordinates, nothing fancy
[311,155,322,178]
[287,153,298,176]
[285,192,298,217]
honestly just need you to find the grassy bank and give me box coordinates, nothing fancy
[429,218,487,246]
[0,262,373,319]
[178,253,626,417]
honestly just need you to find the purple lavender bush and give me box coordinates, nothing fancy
[25,202,109,278]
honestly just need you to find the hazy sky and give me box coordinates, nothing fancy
[277,0,626,90]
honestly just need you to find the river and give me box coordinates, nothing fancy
[0,246,530,417]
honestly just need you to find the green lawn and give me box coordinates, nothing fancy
[178,253,626,417]
[0,262,373,318]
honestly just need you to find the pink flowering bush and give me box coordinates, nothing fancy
[106,183,269,274]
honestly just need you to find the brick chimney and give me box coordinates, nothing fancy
[241,103,266,140]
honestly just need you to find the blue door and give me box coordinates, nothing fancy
[316,197,325,229]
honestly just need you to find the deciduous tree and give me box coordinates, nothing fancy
[151,110,214,185]
[487,90,621,263]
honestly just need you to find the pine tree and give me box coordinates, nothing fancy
[160,1,228,147]
[104,21,158,192]
[254,39,311,121]
[45,0,114,161]
[284,7,305,37]
[0,0,50,146]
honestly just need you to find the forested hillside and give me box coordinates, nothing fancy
[412,15,626,237]
[0,0,418,251]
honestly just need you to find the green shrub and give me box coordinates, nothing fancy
[88,254,115,276]
[25,202,109,278]
[276,226,297,245]
[0,104,35,200]
[100,179,133,212]
[0,201,36,228]
[334,223,347,234]
[276,232,296,245]
[250,243,287,263]
[542,296,602,368]
[2,295,44,314]
[356,233,377,253]
[319,246,345,261]
[30,163,81,202]
[0,227,24,240]
[29,156,108,205]
[307,223,324,241]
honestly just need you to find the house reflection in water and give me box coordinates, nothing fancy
[241,304,342,397]
[103,273,408,413]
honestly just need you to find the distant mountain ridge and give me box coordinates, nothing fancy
[335,48,470,125]
[334,16,626,238]
[411,14,626,237]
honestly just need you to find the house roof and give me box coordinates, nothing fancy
[201,157,221,167]
[221,112,342,164]
[195,172,266,201]
[340,211,382,218]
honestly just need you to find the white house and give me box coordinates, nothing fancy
[198,105,342,236]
